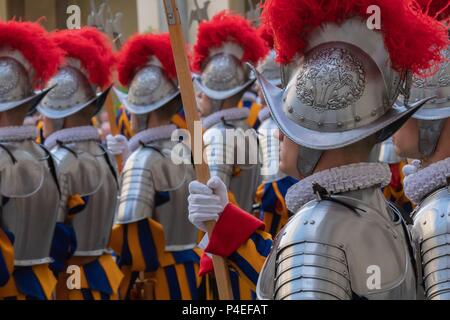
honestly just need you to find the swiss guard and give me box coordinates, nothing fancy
[187,0,448,300]
[109,33,204,300]
[191,11,268,300]
[37,27,123,300]
[192,11,268,214]
[0,20,62,300]
[254,23,298,238]
[393,0,450,300]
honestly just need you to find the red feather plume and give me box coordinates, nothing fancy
[257,23,275,49]
[76,27,117,78]
[192,11,269,73]
[50,28,115,88]
[117,33,177,87]
[415,0,450,21]
[0,20,62,88]
[262,0,449,75]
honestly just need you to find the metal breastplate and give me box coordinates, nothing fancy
[412,187,450,300]
[0,140,60,266]
[204,118,260,212]
[257,187,417,300]
[51,140,118,257]
[258,117,286,183]
[116,139,198,251]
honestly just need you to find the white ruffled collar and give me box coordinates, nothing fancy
[258,107,271,122]
[0,125,37,142]
[44,126,100,149]
[202,107,249,130]
[129,124,177,153]
[286,162,392,213]
[404,157,450,205]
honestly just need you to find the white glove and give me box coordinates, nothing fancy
[106,134,129,158]
[188,176,229,232]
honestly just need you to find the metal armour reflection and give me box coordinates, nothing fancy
[257,188,417,300]
[51,140,118,256]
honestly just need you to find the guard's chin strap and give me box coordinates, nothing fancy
[296,146,323,178]
[418,119,445,158]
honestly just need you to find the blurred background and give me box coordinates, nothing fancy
[0,0,261,43]
[0,0,263,140]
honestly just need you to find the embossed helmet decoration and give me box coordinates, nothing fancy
[0,20,62,114]
[398,0,450,157]
[403,0,449,121]
[255,0,448,154]
[37,27,115,119]
[192,11,268,101]
[115,33,180,116]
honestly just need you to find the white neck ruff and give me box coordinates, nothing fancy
[202,107,249,130]
[0,125,37,142]
[286,162,392,213]
[44,126,100,149]
[404,157,450,205]
[128,124,177,153]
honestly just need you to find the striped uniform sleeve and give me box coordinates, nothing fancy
[204,203,273,290]
[0,227,14,287]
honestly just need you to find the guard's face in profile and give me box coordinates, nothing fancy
[393,118,421,159]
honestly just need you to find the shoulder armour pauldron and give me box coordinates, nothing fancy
[0,144,45,198]
[258,196,416,300]
[51,145,105,196]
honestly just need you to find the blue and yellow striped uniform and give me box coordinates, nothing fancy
[110,217,205,300]
[254,177,298,238]
[50,194,123,300]
[0,263,57,300]
[238,100,262,130]
[0,223,56,300]
[383,161,414,214]
[56,254,123,300]
[116,106,134,139]
[0,227,13,289]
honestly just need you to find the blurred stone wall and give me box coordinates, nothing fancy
[0,0,259,43]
